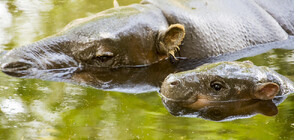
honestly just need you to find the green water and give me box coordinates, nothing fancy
[0,0,294,139]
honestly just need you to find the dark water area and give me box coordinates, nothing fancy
[0,0,294,139]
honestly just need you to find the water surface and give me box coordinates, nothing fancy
[0,0,294,139]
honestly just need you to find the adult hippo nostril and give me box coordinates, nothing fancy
[1,61,32,77]
[2,61,32,70]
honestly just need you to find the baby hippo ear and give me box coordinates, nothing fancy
[157,24,185,59]
[252,82,280,100]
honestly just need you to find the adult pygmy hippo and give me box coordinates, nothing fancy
[0,0,294,76]
[160,61,294,120]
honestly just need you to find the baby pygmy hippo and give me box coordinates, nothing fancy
[160,61,294,121]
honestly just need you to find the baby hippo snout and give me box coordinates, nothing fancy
[161,74,195,102]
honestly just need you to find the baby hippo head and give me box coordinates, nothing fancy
[160,61,287,116]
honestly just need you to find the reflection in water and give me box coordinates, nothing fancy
[162,97,286,121]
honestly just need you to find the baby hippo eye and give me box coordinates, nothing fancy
[210,81,224,91]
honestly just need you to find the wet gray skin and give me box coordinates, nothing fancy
[160,61,294,118]
[0,0,294,77]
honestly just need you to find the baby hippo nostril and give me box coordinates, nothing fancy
[170,80,180,86]
[166,75,181,87]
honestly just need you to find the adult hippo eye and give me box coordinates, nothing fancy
[97,55,113,62]
[210,81,224,91]
[95,52,114,62]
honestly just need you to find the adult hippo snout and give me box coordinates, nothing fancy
[0,37,80,77]
[0,48,34,77]
[1,61,33,77]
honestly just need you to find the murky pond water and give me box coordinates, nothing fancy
[1,0,294,139]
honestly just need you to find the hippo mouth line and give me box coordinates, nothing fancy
[160,93,185,102]
[159,92,199,105]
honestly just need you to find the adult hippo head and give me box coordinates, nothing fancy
[1,0,293,81]
[160,61,294,119]
[0,4,185,77]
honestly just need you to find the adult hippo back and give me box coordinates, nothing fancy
[143,0,293,58]
[0,0,293,76]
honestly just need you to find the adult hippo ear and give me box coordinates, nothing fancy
[157,24,185,59]
[252,82,280,100]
